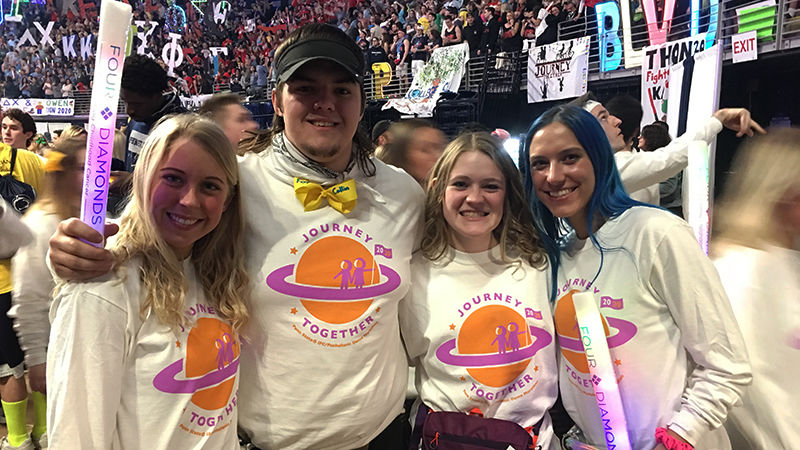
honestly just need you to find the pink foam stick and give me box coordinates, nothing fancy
[80,0,132,244]
[573,291,633,450]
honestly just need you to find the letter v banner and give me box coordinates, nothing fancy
[80,1,132,241]
[573,291,632,450]
[527,36,590,103]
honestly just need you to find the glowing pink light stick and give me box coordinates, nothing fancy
[80,0,132,242]
[686,140,711,254]
[573,291,633,450]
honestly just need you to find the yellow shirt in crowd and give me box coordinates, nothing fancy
[0,143,44,294]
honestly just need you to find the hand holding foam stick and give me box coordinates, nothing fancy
[80,1,133,243]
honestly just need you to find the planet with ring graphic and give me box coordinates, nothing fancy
[152,317,239,410]
[266,236,401,324]
[554,289,637,373]
[436,305,552,387]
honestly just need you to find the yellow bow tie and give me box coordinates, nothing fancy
[294,178,358,214]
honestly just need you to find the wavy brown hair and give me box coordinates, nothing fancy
[112,114,250,333]
[421,132,548,269]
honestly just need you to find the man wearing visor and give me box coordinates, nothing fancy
[235,23,423,450]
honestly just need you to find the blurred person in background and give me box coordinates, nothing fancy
[0,109,44,450]
[7,136,87,450]
[713,127,800,450]
[376,119,447,186]
[198,92,260,150]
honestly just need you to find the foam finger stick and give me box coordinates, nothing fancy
[685,140,711,254]
[80,0,133,243]
[573,291,633,450]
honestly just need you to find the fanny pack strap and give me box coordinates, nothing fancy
[409,402,431,450]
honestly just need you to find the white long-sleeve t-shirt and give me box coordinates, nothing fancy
[714,244,800,449]
[554,207,751,449]
[10,209,59,367]
[0,201,32,259]
[614,151,660,205]
[236,135,425,450]
[400,248,559,450]
[616,117,722,194]
[47,259,241,450]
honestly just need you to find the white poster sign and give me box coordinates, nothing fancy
[640,33,706,125]
[732,31,757,63]
[180,94,214,110]
[1,98,76,116]
[666,44,722,252]
[526,36,590,104]
[383,42,469,117]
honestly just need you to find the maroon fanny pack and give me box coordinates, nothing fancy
[410,403,542,450]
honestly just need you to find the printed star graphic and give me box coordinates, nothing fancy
[290,307,298,314]
[460,376,466,381]
[449,324,456,330]
[175,340,181,348]
[290,247,298,255]
[534,365,539,372]
[375,307,381,313]
[614,359,622,366]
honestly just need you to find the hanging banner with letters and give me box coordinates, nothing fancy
[1,98,75,116]
[526,36,590,104]
[640,33,706,125]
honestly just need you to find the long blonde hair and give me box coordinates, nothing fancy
[421,132,548,269]
[112,114,249,333]
[28,136,86,220]
[715,127,800,250]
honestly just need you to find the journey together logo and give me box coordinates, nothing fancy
[266,223,400,347]
[153,317,239,436]
[436,295,553,403]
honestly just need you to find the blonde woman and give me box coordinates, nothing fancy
[400,133,559,449]
[47,115,249,449]
[5,136,85,450]
[713,127,800,449]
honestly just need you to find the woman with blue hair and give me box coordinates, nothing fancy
[519,105,751,450]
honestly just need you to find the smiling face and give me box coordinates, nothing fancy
[150,137,231,260]
[589,104,625,152]
[272,60,363,172]
[443,151,506,253]
[529,122,596,238]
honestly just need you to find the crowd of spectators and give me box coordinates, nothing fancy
[0,0,586,101]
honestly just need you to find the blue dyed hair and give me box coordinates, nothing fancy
[519,105,651,300]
